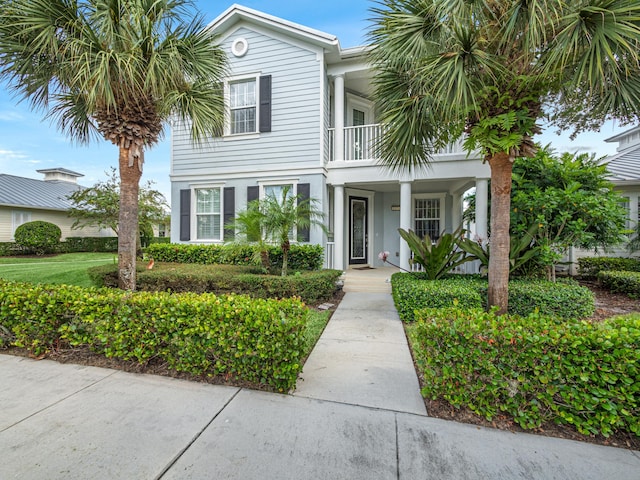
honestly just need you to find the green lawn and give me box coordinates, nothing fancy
[0,252,116,287]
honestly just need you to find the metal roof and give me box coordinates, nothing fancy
[0,174,84,211]
[605,144,640,183]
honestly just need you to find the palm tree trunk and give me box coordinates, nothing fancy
[281,239,290,276]
[118,147,142,290]
[487,152,514,314]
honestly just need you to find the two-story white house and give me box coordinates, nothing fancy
[170,4,490,271]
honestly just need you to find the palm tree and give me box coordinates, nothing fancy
[0,0,227,290]
[261,186,326,276]
[227,199,272,271]
[369,0,640,313]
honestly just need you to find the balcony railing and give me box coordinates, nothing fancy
[327,124,466,163]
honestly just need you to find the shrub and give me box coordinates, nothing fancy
[61,236,119,253]
[0,242,22,256]
[0,279,309,392]
[411,307,640,438]
[13,221,61,255]
[391,274,594,320]
[88,263,342,304]
[145,243,324,271]
[391,273,483,322]
[598,270,640,297]
[481,279,595,319]
[578,256,640,279]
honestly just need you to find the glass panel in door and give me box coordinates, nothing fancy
[353,109,365,159]
[350,197,367,264]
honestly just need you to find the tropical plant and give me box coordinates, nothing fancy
[398,227,472,279]
[260,186,326,276]
[226,200,271,270]
[0,0,227,290]
[369,0,640,313]
[457,223,540,275]
[67,167,168,250]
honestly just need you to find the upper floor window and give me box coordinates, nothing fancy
[229,78,256,134]
[195,187,222,241]
[225,75,272,136]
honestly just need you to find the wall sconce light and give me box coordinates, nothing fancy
[391,205,400,211]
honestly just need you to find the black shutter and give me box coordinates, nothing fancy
[223,187,235,241]
[247,185,259,203]
[259,75,272,133]
[297,183,310,242]
[179,189,191,241]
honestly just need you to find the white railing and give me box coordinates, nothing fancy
[327,124,466,162]
[325,241,335,269]
[409,253,481,275]
[344,124,382,161]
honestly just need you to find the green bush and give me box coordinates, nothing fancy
[61,236,119,253]
[410,307,640,438]
[480,279,595,319]
[0,242,22,256]
[598,270,640,297]
[578,256,640,278]
[391,273,483,322]
[0,279,308,392]
[88,263,342,304]
[391,274,594,320]
[13,221,61,255]
[145,243,324,271]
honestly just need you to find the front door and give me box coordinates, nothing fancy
[349,196,368,265]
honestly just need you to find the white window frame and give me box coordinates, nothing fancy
[346,93,374,126]
[191,185,224,242]
[259,179,299,242]
[225,74,260,137]
[412,194,446,241]
[11,210,31,239]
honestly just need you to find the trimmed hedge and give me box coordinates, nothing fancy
[391,273,482,322]
[598,270,640,297]
[89,263,342,304]
[62,236,119,253]
[14,221,61,255]
[411,307,640,438]
[145,243,324,271]
[0,280,308,392]
[391,273,594,321]
[578,256,640,279]
[0,242,23,256]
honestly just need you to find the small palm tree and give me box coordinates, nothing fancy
[228,200,271,270]
[0,0,227,290]
[261,186,326,276]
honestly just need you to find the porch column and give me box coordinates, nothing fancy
[334,75,345,162]
[400,181,412,270]
[475,178,489,242]
[334,184,345,271]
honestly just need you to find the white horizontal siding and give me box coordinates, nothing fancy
[172,26,322,177]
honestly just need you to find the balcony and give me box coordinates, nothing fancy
[327,124,466,163]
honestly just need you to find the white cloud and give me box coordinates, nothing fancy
[0,148,29,160]
[0,111,25,122]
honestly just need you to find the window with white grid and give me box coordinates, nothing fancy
[229,78,256,134]
[414,198,441,240]
[195,188,222,240]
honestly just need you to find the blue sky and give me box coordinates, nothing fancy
[0,0,631,199]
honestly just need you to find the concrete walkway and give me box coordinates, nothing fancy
[1,283,639,479]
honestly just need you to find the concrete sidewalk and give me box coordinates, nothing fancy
[1,291,639,479]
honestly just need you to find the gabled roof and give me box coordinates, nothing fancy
[208,4,340,51]
[0,173,84,211]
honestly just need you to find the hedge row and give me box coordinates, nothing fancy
[89,263,342,304]
[0,237,172,256]
[391,273,594,321]
[598,270,640,297]
[411,307,640,438]
[0,280,308,392]
[145,243,324,272]
[578,256,640,279]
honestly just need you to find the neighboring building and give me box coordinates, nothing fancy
[170,4,490,270]
[0,168,113,242]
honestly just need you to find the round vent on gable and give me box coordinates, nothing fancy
[231,38,248,57]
